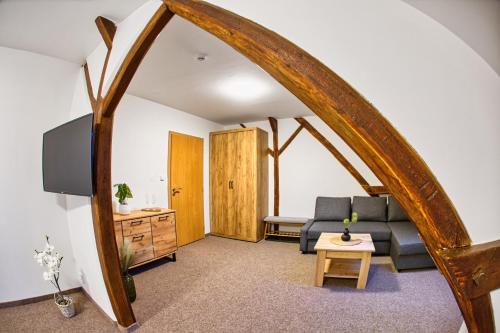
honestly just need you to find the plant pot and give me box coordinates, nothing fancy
[55,295,75,318]
[122,273,136,303]
[341,228,351,242]
[118,203,131,215]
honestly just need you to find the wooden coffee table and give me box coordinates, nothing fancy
[314,233,375,288]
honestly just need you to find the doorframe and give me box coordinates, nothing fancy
[168,131,205,245]
[86,1,498,332]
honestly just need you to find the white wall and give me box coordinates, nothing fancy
[113,94,223,234]
[0,47,80,302]
[403,0,500,75]
[226,116,381,217]
[212,0,500,328]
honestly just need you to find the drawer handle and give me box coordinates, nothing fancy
[132,235,144,242]
[158,216,168,221]
[130,220,142,226]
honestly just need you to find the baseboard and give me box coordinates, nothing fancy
[0,287,82,308]
[80,288,118,325]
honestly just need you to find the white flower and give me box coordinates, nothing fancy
[43,272,51,281]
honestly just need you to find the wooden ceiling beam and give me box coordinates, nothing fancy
[83,63,97,112]
[95,16,117,50]
[279,124,303,155]
[295,117,373,195]
[439,240,500,300]
[268,117,280,216]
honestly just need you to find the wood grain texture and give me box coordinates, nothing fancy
[168,132,205,246]
[295,117,372,194]
[268,117,279,216]
[161,2,492,331]
[95,16,117,50]
[366,185,390,196]
[278,124,303,155]
[210,128,268,242]
[90,114,136,328]
[113,210,177,268]
[439,240,500,299]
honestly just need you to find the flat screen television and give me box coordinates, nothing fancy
[43,113,94,196]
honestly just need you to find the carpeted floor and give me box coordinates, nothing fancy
[0,236,462,332]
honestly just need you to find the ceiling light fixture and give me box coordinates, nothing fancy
[196,54,207,62]
[215,75,271,102]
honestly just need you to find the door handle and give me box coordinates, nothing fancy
[228,180,234,189]
[172,187,182,196]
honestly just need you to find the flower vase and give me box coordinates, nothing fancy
[55,295,75,318]
[341,228,351,242]
[122,273,136,303]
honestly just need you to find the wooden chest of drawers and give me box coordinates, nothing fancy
[113,209,177,268]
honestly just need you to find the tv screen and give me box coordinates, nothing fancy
[43,114,94,196]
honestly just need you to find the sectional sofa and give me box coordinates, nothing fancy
[300,196,435,270]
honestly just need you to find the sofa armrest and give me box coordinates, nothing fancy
[300,219,315,252]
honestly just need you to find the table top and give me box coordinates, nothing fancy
[113,208,175,222]
[314,233,375,252]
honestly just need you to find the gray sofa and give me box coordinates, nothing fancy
[300,196,435,270]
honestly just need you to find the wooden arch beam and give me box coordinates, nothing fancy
[87,1,497,331]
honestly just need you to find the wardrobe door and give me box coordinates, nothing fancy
[210,132,230,236]
[231,130,256,240]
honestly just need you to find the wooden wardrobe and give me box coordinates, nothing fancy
[210,127,268,242]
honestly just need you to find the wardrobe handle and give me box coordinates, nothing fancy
[228,180,234,189]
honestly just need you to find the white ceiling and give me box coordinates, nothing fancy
[126,16,311,124]
[0,0,148,64]
[0,0,497,124]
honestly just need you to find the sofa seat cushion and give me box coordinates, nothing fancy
[352,196,387,221]
[388,222,427,256]
[307,221,391,241]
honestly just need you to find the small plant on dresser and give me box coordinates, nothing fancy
[114,183,133,215]
[33,236,75,318]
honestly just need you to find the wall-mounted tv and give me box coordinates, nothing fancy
[43,113,94,196]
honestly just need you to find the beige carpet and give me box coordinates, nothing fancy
[0,236,462,332]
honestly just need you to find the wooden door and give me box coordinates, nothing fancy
[168,132,204,246]
[231,130,256,240]
[210,132,230,236]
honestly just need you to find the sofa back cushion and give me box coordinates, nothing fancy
[314,197,351,221]
[352,196,387,222]
[387,196,409,221]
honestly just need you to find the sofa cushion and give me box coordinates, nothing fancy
[307,221,391,241]
[388,196,409,222]
[314,197,351,221]
[352,196,387,221]
[388,222,427,256]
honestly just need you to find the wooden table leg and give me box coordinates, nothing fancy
[263,222,268,239]
[357,252,371,289]
[315,250,327,287]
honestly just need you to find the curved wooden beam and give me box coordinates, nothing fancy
[88,0,497,331]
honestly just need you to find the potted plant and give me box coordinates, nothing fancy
[34,236,75,318]
[342,212,358,241]
[119,240,136,302]
[114,183,133,215]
